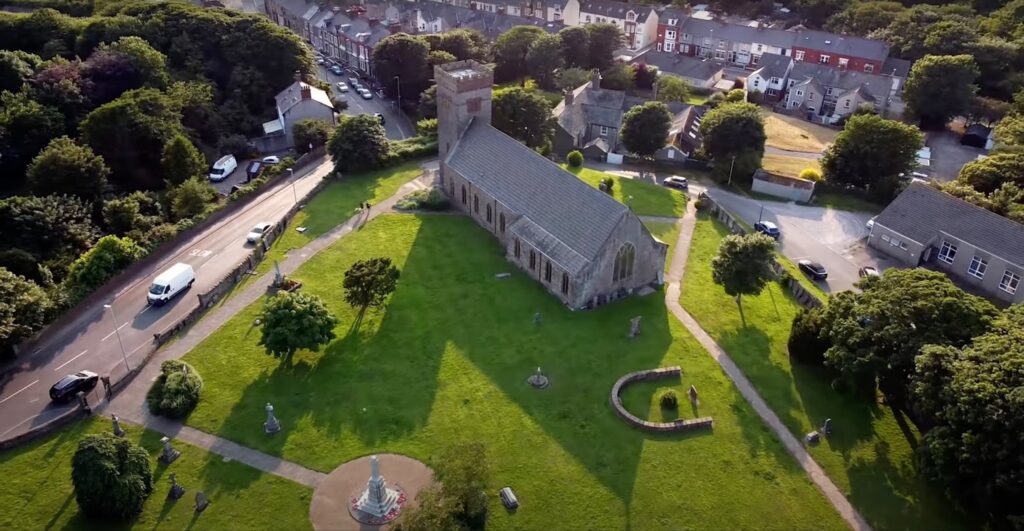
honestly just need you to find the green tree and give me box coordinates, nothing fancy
[526,34,563,90]
[373,33,430,101]
[0,194,97,276]
[567,149,583,167]
[327,114,390,173]
[656,75,691,103]
[71,434,153,520]
[586,23,622,71]
[826,1,905,35]
[633,63,658,90]
[957,152,1024,194]
[418,84,437,119]
[710,233,776,310]
[796,0,850,28]
[904,54,980,129]
[0,50,41,93]
[394,441,490,530]
[556,67,591,90]
[492,87,555,149]
[821,114,923,201]
[64,235,146,302]
[699,102,766,182]
[619,101,671,158]
[102,193,161,236]
[292,118,333,154]
[343,257,401,310]
[167,177,216,220]
[725,88,746,102]
[26,136,109,199]
[558,26,589,68]
[0,267,51,355]
[0,90,65,189]
[259,291,338,358]
[160,133,206,186]
[599,62,635,91]
[820,268,997,400]
[98,35,170,89]
[788,306,830,365]
[429,29,490,61]
[146,359,203,418]
[428,50,457,68]
[493,25,546,83]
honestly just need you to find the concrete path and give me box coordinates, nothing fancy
[664,200,870,531]
[765,145,823,159]
[638,214,682,223]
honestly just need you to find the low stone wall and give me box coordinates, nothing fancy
[609,366,714,432]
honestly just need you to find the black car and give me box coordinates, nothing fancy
[374,113,385,125]
[798,259,828,280]
[754,221,781,240]
[50,370,99,402]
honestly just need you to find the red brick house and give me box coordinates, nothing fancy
[790,29,889,74]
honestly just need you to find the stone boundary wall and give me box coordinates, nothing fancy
[701,195,823,309]
[609,366,714,432]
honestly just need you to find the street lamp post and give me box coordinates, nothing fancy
[394,75,401,109]
[104,304,130,372]
[727,155,736,187]
[287,167,297,205]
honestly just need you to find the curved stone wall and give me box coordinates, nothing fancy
[609,366,714,432]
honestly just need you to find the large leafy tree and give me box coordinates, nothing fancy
[327,114,390,173]
[558,26,589,68]
[0,267,51,356]
[957,152,1024,194]
[820,268,997,400]
[0,90,65,190]
[427,29,490,62]
[26,136,109,199]
[83,36,169,105]
[656,75,691,103]
[912,306,1024,523]
[904,54,980,129]
[71,434,153,520]
[0,194,98,276]
[259,291,338,359]
[492,87,554,149]
[619,101,671,158]
[556,67,591,91]
[0,50,41,93]
[343,257,401,311]
[586,23,622,71]
[599,62,635,91]
[699,102,766,182]
[795,0,850,28]
[526,34,563,90]
[710,233,776,309]
[394,442,490,531]
[102,191,164,237]
[493,25,546,83]
[825,1,905,35]
[64,235,146,302]
[160,133,206,186]
[373,33,430,101]
[821,114,923,201]
[167,176,217,221]
[292,118,332,155]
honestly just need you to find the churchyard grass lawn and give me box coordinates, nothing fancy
[180,213,842,530]
[762,112,836,153]
[563,165,688,218]
[0,417,312,531]
[642,220,680,272]
[761,153,821,179]
[680,212,973,530]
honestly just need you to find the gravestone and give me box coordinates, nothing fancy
[350,455,402,523]
[688,385,699,405]
[527,366,549,389]
[168,473,185,500]
[628,316,642,338]
[264,402,281,434]
[533,312,542,326]
[159,436,180,464]
[805,431,821,444]
[195,491,209,513]
[111,414,125,437]
[821,418,832,436]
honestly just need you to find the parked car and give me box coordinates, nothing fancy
[347,76,359,87]
[662,176,688,190]
[359,88,373,100]
[50,370,99,402]
[147,263,195,306]
[336,82,349,93]
[262,155,281,164]
[245,161,263,183]
[330,65,343,75]
[865,216,876,231]
[754,221,781,240]
[374,113,385,125]
[499,487,519,510]
[858,266,880,278]
[246,222,273,244]
[316,57,325,65]
[798,259,828,281]
[208,154,237,182]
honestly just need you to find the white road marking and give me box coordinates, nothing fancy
[0,408,71,438]
[54,350,89,371]
[102,323,128,341]
[0,379,39,405]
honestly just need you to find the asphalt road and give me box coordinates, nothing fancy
[316,64,414,141]
[0,159,333,442]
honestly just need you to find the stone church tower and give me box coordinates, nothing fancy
[435,61,493,164]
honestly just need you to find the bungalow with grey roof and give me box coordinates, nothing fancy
[637,50,725,89]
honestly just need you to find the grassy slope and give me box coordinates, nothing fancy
[562,165,688,218]
[642,220,680,272]
[0,418,312,531]
[679,213,971,530]
[763,113,836,153]
[761,153,821,178]
[181,214,842,530]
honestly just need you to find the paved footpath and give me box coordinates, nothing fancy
[665,200,871,531]
[98,168,435,486]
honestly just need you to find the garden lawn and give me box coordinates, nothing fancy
[0,417,312,531]
[642,220,680,272]
[763,113,835,153]
[679,212,972,530]
[563,165,687,217]
[181,213,843,530]
[761,153,821,178]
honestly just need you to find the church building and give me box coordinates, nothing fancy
[436,60,668,309]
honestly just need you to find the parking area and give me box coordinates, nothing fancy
[925,130,987,182]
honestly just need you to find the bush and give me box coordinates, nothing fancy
[384,136,438,165]
[567,150,583,167]
[787,307,830,365]
[694,197,711,210]
[598,177,615,194]
[799,168,823,182]
[146,359,203,418]
[218,134,255,158]
[416,118,438,136]
[395,188,450,211]
[659,390,678,409]
[71,434,153,520]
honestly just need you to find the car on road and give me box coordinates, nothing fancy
[336,82,349,93]
[246,222,273,244]
[148,262,195,306]
[330,65,343,75]
[754,221,781,240]
[316,57,325,65]
[50,370,99,402]
[374,113,385,125]
[262,155,281,164]
[798,259,828,281]
[662,176,688,190]
[359,88,373,100]
[858,266,880,278]
[348,76,359,87]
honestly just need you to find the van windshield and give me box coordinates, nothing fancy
[149,283,167,295]
[210,168,225,175]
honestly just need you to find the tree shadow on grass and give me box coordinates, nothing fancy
[790,362,879,455]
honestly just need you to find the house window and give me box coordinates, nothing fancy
[664,41,674,52]
[514,238,520,258]
[561,272,569,294]
[808,93,814,101]
[599,126,609,136]
[461,185,467,205]
[473,194,479,213]
[500,213,505,233]
[795,90,803,97]
[938,241,957,264]
[486,204,492,222]
[666,30,676,39]
[968,256,988,279]
[449,181,454,196]
[1000,270,1020,294]
[544,261,552,282]
[864,64,874,73]
[794,50,805,61]
[529,250,536,270]
[819,55,830,64]
[585,15,591,22]
[844,99,850,109]
[612,243,635,282]
[717,40,726,50]
[838,58,848,68]
[683,32,691,41]
[626,11,635,21]
[667,18,678,25]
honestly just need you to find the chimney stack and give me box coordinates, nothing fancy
[300,83,311,100]
[564,88,575,106]
[591,69,601,90]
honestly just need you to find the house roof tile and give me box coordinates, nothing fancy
[681,17,795,49]
[580,0,653,22]
[793,29,889,62]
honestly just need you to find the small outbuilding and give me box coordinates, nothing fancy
[961,124,992,149]
[750,169,815,202]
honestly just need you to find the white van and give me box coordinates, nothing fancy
[208,155,237,182]
[147,263,195,306]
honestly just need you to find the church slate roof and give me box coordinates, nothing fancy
[447,120,628,271]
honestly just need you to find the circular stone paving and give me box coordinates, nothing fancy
[310,454,434,531]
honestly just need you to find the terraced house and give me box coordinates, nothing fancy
[563,0,658,51]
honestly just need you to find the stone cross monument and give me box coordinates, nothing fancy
[264,402,281,434]
[353,455,400,519]
[111,414,125,437]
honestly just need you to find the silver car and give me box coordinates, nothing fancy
[246,222,273,244]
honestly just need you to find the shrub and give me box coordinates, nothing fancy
[598,177,615,194]
[416,118,438,136]
[787,307,830,365]
[395,188,450,211]
[694,197,711,210]
[384,136,438,165]
[71,434,153,520]
[659,390,678,409]
[218,134,254,158]
[799,168,823,182]
[567,150,583,167]
[146,359,203,418]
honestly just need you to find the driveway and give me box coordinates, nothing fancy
[316,65,414,140]
[925,131,986,182]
